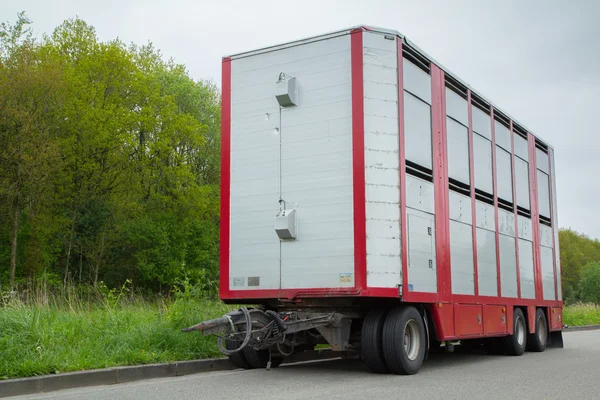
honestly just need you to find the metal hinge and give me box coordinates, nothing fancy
[428,259,433,269]
[427,227,432,235]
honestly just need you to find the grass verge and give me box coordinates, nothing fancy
[563,303,600,327]
[0,296,233,379]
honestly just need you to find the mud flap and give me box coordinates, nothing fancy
[548,330,564,348]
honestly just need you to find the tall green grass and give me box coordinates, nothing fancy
[0,283,233,379]
[563,303,600,327]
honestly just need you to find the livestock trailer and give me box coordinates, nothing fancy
[184,25,564,374]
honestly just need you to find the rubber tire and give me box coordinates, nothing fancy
[361,308,389,373]
[503,308,527,356]
[226,339,253,369]
[527,308,548,352]
[243,346,283,369]
[382,306,426,375]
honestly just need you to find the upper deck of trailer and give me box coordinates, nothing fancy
[224,25,551,150]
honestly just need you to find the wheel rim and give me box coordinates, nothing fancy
[403,319,421,361]
[516,316,525,346]
[537,316,547,345]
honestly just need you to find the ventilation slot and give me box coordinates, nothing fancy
[402,46,430,73]
[513,124,527,139]
[540,215,552,226]
[475,190,494,206]
[498,198,514,212]
[471,94,491,114]
[517,206,531,217]
[445,76,468,99]
[406,160,433,182]
[535,139,548,153]
[494,111,510,129]
[449,178,471,196]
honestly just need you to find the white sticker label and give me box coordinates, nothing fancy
[339,273,353,286]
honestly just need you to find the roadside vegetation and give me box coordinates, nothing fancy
[0,281,232,379]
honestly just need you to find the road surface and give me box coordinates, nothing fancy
[9,330,600,400]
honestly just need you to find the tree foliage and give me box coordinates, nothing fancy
[579,262,600,305]
[0,13,220,293]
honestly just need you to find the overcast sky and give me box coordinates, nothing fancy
[2,0,599,239]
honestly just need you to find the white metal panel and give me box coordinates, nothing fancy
[537,170,551,219]
[364,31,401,288]
[514,157,530,210]
[449,191,472,225]
[518,239,536,299]
[446,117,470,184]
[230,34,355,291]
[450,221,475,295]
[540,224,553,248]
[514,133,528,161]
[477,228,498,297]
[494,121,511,151]
[445,88,468,126]
[476,200,495,232]
[541,246,556,301]
[473,133,493,194]
[407,211,437,293]
[403,58,431,104]
[536,148,549,174]
[498,209,515,237]
[550,149,562,300]
[406,175,435,214]
[499,234,518,298]
[278,35,354,289]
[517,215,533,241]
[472,106,491,140]
[404,92,433,169]
[496,147,513,203]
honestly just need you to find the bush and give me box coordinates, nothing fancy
[579,262,600,305]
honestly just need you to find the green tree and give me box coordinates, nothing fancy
[579,262,600,305]
[0,13,64,289]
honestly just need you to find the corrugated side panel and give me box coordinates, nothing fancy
[229,34,355,290]
[541,246,556,300]
[518,239,535,299]
[475,200,497,296]
[449,192,474,295]
[363,31,401,288]
[499,234,518,298]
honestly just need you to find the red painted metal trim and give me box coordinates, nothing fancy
[467,90,479,297]
[510,120,522,298]
[431,65,450,302]
[222,287,401,300]
[490,109,502,297]
[547,149,559,301]
[404,292,440,304]
[397,40,409,299]
[528,133,543,302]
[219,58,232,300]
[350,29,367,292]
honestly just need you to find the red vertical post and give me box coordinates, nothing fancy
[219,57,232,299]
[490,109,502,298]
[397,40,409,298]
[467,90,479,297]
[431,65,451,302]
[350,28,367,291]
[528,133,543,302]
[510,121,522,299]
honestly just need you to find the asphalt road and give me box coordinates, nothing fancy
[9,330,600,400]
